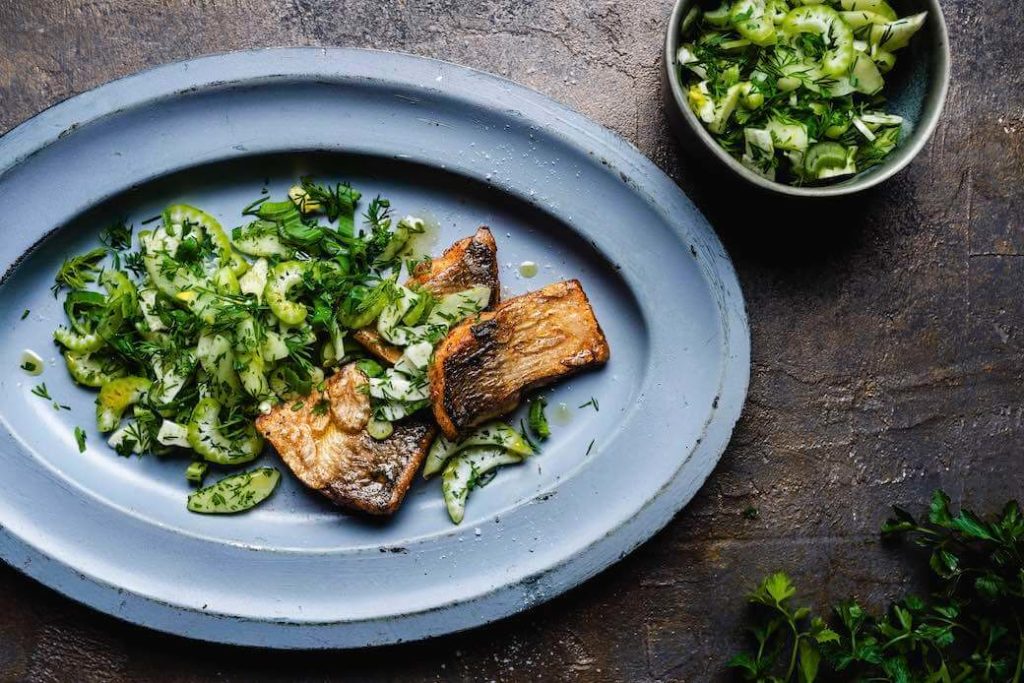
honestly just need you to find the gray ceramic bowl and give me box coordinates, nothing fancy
[664,0,950,197]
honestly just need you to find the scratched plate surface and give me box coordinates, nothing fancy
[0,49,748,648]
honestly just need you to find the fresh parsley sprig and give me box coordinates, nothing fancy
[728,491,1024,682]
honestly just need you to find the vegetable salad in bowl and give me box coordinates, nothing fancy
[675,0,927,185]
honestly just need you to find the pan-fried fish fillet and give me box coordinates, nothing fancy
[255,364,436,515]
[407,226,500,301]
[353,227,500,364]
[429,279,610,439]
[351,328,404,365]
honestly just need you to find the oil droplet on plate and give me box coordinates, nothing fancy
[551,402,572,425]
[20,350,44,376]
[401,212,441,263]
[518,261,539,278]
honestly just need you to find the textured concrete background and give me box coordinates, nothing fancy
[0,0,1021,681]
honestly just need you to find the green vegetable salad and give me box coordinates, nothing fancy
[676,0,927,184]
[49,179,462,512]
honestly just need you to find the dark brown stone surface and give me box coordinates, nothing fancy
[0,1,1021,681]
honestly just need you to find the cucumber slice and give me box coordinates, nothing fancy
[64,351,127,388]
[137,288,166,333]
[393,341,434,376]
[376,286,420,345]
[850,53,885,95]
[425,285,491,327]
[709,84,743,134]
[765,119,809,152]
[730,0,777,46]
[140,227,202,300]
[839,0,897,21]
[96,377,152,433]
[366,419,394,440]
[704,2,732,27]
[238,258,269,301]
[805,142,857,179]
[196,334,242,405]
[232,220,293,258]
[187,467,280,514]
[265,261,309,326]
[164,203,247,275]
[870,11,927,51]
[213,266,241,296]
[368,373,430,403]
[186,398,263,465]
[442,447,528,524]
[151,350,197,404]
[185,460,208,484]
[872,47,896,73]
[157,419,191,448]
[423,421,534,479]
[107,421,149,455]
[54,326,105,353]
[840,10,891,29]
[781,5,855,76]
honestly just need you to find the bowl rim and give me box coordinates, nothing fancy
[664,0,951,197]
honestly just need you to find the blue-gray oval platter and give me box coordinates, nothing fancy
[0,48,749,648]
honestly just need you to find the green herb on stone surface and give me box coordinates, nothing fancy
[727,490,1024,681]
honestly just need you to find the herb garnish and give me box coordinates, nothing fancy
[578,397,599,412]
[20,309,29,320]
[528,397,551,440]
[30,383,52,400]
[74,426,87,453]
[727,490,1024,681]
[100,220,133,251]
[51,247,106,295]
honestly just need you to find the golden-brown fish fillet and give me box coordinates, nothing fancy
[255,364,436,515]
[407,226,500,302]
[429,279,610,439]
[353,227,500,365]
[351,328,404,365]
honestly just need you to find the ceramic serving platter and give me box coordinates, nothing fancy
[0,48,748,648]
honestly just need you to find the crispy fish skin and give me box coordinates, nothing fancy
[354,227,500,364]
[352,328,404,365]
[255,364,436,515]
[408,226,500,304]
[429,279,610,439]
